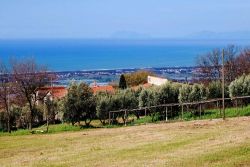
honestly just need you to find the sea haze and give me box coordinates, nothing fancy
[0,39,249,71]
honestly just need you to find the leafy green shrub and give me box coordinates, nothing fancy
[155,82,180,105]
[179,84,207,103]
[207,81,229,99]
[229,74,250,97]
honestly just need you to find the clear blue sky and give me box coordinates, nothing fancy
[0,0,250,39]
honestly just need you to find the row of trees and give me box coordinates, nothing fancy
[2,65,248,132]
[93,81,230,125]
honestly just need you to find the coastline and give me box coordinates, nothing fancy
[53,66,197,86]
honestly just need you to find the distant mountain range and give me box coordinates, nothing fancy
[188,31,250,40]
[110,31,151,39]
[110,30,250,40]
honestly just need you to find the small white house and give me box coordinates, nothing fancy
[147,76,168,86]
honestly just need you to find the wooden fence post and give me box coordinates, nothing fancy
[235,98,239,117]
[219,101,222,117]
[171,106,173,118]
[124,110,127,126]
[145,108,147,117]
[109,111,111,125]
[166,107,168,122]
[181,105,184,120]
[199,104,202,119]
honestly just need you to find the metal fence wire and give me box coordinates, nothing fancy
[108,96,250,125]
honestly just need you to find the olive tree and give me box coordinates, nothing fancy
[229,74,250,97]
[63,82,96,126]
[139,88,156,108]
[96,92,112,125]
[178,84,192,103]
[179,84,207,103]
[156,82,180,105]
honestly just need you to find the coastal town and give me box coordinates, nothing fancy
[54,66,196,86]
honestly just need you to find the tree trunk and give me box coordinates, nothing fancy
[28,102,34,130]
[46,116,49,133]
[7,116,11,133]
[85,120,91,127]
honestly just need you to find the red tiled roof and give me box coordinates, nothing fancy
[91,85,114,94]
[38,86,68,99]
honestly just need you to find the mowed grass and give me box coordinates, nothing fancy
[0,117,250,167]
[180,104,250,121]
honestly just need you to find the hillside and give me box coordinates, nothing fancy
[0,117,249,167]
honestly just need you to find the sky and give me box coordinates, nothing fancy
[0,0,250,39]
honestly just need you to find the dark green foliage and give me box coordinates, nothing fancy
[179,84,207,103]
[207,81,229,99]
[139,88,156,108]
[155,83,180,105]
[96,92,112,125]
[119,74,127,89]
[63,82,96,126]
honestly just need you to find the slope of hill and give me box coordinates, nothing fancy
[0,117,249,167]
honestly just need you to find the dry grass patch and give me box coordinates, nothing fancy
[0,117,249,167]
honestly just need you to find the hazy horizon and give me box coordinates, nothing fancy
[1,0,250,39]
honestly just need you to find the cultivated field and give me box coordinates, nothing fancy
[0,117,250,167]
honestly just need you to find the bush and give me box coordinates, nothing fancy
[207,81,229,99]
[178,84,192,103]
[179,84,207,103]
[155,82,180,105]
[139,87,157,108]
[229,74,250,97]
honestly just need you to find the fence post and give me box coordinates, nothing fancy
[235,98,239,117]
[145,108,147,117]
[219,101,222,117]
[181,105,184,120]
[166,107,168,122]
[171,106,173,117]
[199,104,202,119]
[109,111,111,125]
[124,110,127,126]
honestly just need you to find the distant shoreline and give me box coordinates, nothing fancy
[51,66,198,73]
[53,66,197,86]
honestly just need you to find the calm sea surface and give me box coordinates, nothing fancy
[0,39,249,71]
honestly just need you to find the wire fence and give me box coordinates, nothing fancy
[108,96,250,125]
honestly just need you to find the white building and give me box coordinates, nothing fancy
[147,76,168,86]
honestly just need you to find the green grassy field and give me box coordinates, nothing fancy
[181,104,250,121]
[0,116,249,167]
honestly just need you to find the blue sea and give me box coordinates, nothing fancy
[0,39,249,71]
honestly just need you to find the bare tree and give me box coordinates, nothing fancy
[224,45,239,83]
[196,45,239,84]
[235,48,250,76]
[0,61,12,133]
[196,48,222,84]
[11,58,50,130]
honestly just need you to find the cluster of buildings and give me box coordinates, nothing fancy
[36,75,169,103]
